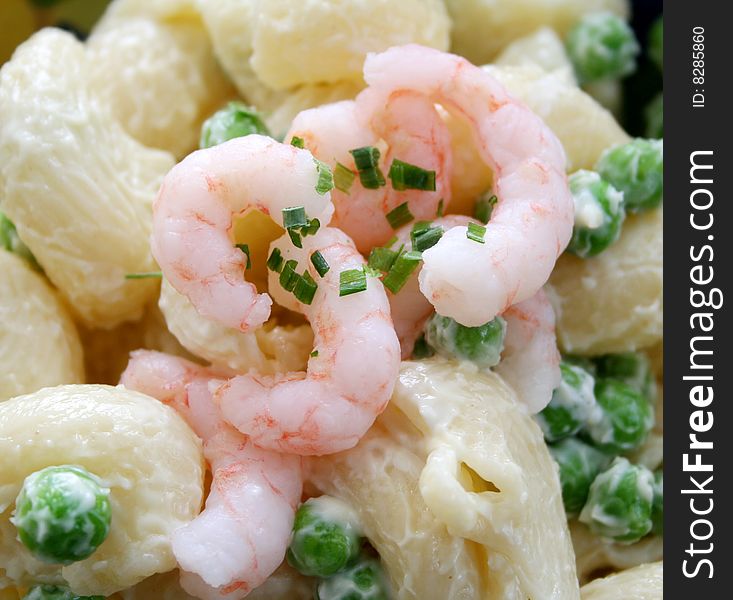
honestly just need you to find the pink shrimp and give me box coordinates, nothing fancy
[152,134,334,332]
[286,91,452,253]
[215,226,401,455]
[120,351,302,599]
[362,44,574,326]
[494,289,561,413]
[387,215,476,358]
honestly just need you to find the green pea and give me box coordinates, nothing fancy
[424,313,506,369]
[579,457,654,543]
[566,170,626,258]
[651,469,663,535]
[582,379,654,454]
[644,93,663,139]
[595,138,663,213]
[199,102,270,149]
[566,12,640,83]
[316,556,389,600]
[562,355,598,375]
[0,211,40,270]
[648,17,663,72]
[550,437,610,517]
[22,585,104,600]
[593,352,656,401]
[287,496,362,578]
[12,465,112,565]
[536,360,599,442]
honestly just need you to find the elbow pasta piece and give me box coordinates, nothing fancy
[0,250,84,402]
[494,27,577,84]
[0,30,175,328]
[309,359,579,599]
[87,18,235,158]
[445,0,629,65]
[569,521,663,585]
[249,0,450,90]
[196,0,449,101]
[308,407,485,599]
[580,562,662,600]
[547,208,663,355]
[394,359,579,600]
[159,278,313,374]
[486,65,630,172]
[0,385,204,596]
[194,0,272,105]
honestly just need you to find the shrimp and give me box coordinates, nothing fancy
[387,215,476,358]
[286,90,452,253]
[363,44,574,326]
[493,289,561,413]
[152,134,334,332]
[216,226,401,455]
[120,351,302,600]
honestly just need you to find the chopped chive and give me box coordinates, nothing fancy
[288,228,303,249]
[474,194,497,224]
[334,162,356,194]
[382,250,422,294]
[385,202,414,229]
[310,350,319,357]
[235,243,251,269]
[385,235,398,248]
[349,146,386,189]
[124,271,162,280]
[466,222,487,244]
[367,246,399,273]
[282,206,308,229]
[294,271,318,305]
[436,198,445,217]
[314,158,334,195]
[411,221,432,235]
[339,268,368,296]
[411,225,443,252]
[267,247,284,273]
[291,136,305,149]
[388,159,436,191]
[303,218,320,237]
[364,265,383,278]
[310,250,330,277]
[279,259,299,291]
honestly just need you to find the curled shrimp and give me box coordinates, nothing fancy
[120,351,302,600]
[387,215,475,358]
[152,134,334,332]
[216,226,401,455]
[363,44,574,326]
[493,289,561,413]
[286,90,452,253]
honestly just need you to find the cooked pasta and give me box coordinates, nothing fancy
[0,385,204,595]
[0,30,173,328]
[0,2,663,598]
[0,250,84,402]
